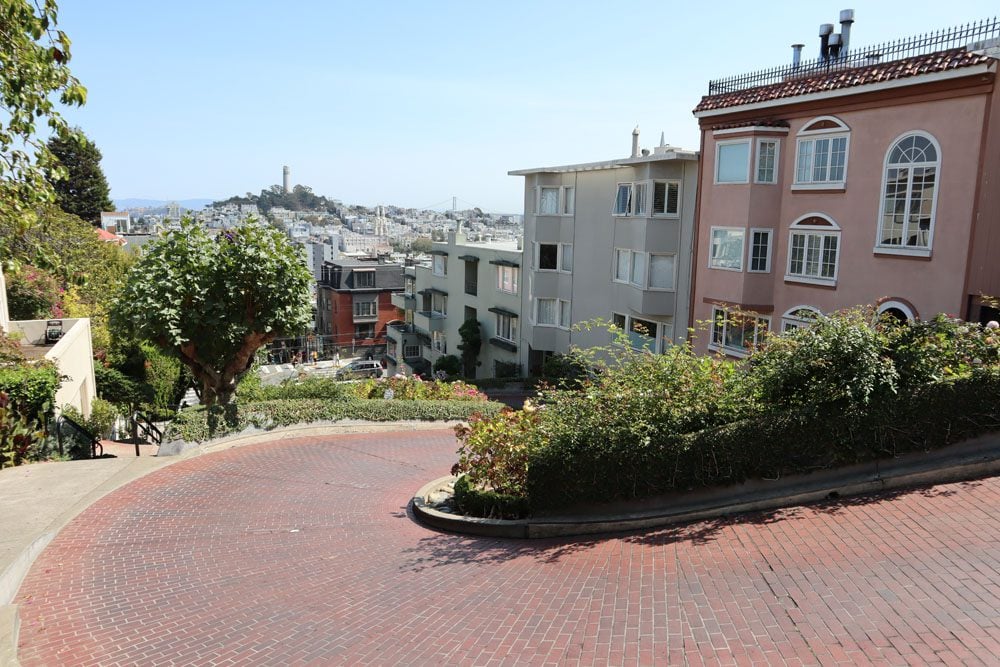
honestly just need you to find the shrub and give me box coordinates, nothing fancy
[883,314,997,388]
[255,376,353,401]
[0,363,61,418]
[493,360,521,379]
[0,391,46,468]
[85,397,118,439]
[433,354,462,377]
[5,266,61,320]
[452,407,542,497]
[540,351,591,388]
[351,376,487,402]
[165,398,506,443]
[452,474,529,520]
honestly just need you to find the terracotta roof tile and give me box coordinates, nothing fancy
[710,119,790,131]
[695,48,992,113]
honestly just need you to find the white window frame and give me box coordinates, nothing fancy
[651,180,681,217]
[403,343,420,358]
[793,116,850,190]
[432,254,447,277]
[708,226,745,272]
[785,214,840,286]
[431,292,447,316]
[612,183,633,216]
[535,298,570,329]
[354,269,376,288]
[747,228,773,274]
[562,186,575,215]
[633,182,648,216]
[613,248,630,283]
[612,312,674,354]
[874,131,940,258]
[754,138,779,184]
[496,265,519,295]
[537,186,560,215]
[781,305,822,332]
[647,253,676,291]
[353,300,378,318]
[877,300,916,322]
[495,312,518,343]
[708,307,771,358]
[535,242,572,273]
[715,140,751,184]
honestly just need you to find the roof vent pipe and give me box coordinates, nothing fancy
[828,33,843,59]
[819,23,834,60]
[631,126,640,158]
[839,9,855,53]
[791,43,804,68]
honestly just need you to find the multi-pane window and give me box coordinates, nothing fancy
[652,181,680,216]
[781,307,821,332]
[786,216,839,283]
[709,227,745,271]
[354,323,375,339]
[538,187,559,215]
[755,139,778,184]
[433,255,447,276]
[613,249,648,287]
[748,229,772,273]
[353,300,377,318]
[536,298,570,328]
[497,265,519,294]
[495,313,517,342]
[710,308,769,355]
[537,243,571,272]
[403,344,420,358]
[716,141,750,183]
[612,313,673,353]
[354,270,375,288]
[648,254,675,289]
[877,133,939,251]
[794,118,850,186]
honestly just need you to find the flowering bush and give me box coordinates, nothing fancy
[882,313,998,388]
[351,375,487,402]
[452,407,543,497]
[5,266,62,320]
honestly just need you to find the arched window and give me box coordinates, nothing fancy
[786,214,840,285]
[781,306,822,332]
[794,116,850,187]
[877,300,917,322]
[877,132,940,254]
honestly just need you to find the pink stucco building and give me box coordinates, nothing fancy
[690,18,1000,356]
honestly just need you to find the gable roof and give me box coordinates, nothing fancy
[695,48,993,114]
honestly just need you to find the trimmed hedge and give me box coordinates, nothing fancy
[165,398,506,443]
[526,370,1000,512]
[453,474,529,520]
[0,364,61,418]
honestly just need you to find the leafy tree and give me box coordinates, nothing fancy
[410,237,433,254]
[112,221,312,406]
[46,130,113,223]
[0,0,87,246]
[432,354,462,378]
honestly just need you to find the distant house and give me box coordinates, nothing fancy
[690,15,1000,356]
[95,228,127,246]
[315,258,405,357]
[99,211,131,234]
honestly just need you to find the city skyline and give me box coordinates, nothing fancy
[60,0,997,213]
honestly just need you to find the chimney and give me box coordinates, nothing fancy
[631,126,640,158]
[791,43,804,67]
[839,9,855,53]
[819,23,834,60]
[828,33,843,59]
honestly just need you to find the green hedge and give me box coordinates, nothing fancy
[165,398,506,443]
[526,370,1000,512]
[0,365,61,418]
[453,474,529,520]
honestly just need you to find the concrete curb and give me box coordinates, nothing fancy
[412,436,1000,539]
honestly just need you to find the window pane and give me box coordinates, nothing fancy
[563,187,575,214]
[821,236,837,278]
[612,313,626,330]
[652,182,666,214]
[796,141,813,182]
[649,254,675,289]
[756,140,776,182]
[538,244,558,270]
[537,299,556,325]
[630,251,645,286]
[614,184,632,214]
[629,318,657,352]
[789,234,804,274]
[750,230,770,272]
[561,244,573,272]
[717,143,750,183]
[615,249,629,281]
[539,187,558,214]
[559,300,570,327]
[633,183,647,216]
[828,137,846,181]
[710,229,744,270]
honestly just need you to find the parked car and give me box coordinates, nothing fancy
[335,359,383,380]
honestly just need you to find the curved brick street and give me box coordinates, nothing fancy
[15,429,1000,666]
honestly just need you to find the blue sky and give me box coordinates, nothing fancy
[58,1,998,212]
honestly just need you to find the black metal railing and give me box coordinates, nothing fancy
[708,17,999,95]
[131,412,163,446]
[55,414,102,459]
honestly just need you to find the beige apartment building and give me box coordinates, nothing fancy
[510,134,699,373]
[388,230,522,378]
[690,15,1000,356]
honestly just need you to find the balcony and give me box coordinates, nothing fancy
[391,291,416,310]
[387,322,423,350]
[414,310,446,333]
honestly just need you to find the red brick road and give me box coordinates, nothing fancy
[15,429,1000,665]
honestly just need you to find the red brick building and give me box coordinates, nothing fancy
[316,258,405,356]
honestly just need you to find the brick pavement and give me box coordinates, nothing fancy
[14,428,1000,666]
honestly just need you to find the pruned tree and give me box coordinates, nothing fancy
[112,221,312,406]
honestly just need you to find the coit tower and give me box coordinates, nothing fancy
[283,165,290,194]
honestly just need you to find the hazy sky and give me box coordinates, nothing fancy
[57,1,998,212]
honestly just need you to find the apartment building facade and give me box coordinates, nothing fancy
[691,18,1000,356]
[387,231,522,378]
[315,258,404,356]
[510,137,699,374]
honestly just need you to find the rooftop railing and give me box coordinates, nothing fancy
[707,17,999,95]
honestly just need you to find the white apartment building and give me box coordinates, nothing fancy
[388,229,523,378]
[509,133,699,373]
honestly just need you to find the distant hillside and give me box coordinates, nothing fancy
[114,198,214,210]
[213,184,337,215]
